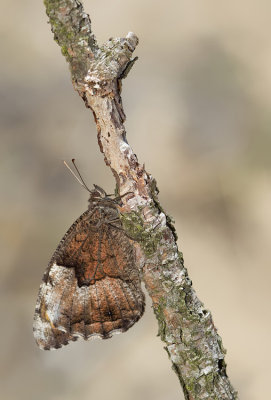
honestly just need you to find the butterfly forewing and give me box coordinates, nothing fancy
[33,193,145,350]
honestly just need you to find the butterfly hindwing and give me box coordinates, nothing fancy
[33,198,145,350]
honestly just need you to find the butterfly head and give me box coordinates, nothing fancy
[64,160,125,209]
[88,184,118,210]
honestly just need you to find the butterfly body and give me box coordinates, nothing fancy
[33,187,145,350]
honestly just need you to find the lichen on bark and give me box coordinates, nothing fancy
[43,1,238,399]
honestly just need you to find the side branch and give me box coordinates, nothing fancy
[44,1,238,399]
[44,1,138,91]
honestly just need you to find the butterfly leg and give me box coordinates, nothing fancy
[107,222,139,241]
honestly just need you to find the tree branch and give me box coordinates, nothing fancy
[44,1,238,398]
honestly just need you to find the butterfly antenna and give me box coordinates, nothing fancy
[63,160,91,193]
[72,159,93,192]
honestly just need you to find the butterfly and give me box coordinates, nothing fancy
[33,164,145,350]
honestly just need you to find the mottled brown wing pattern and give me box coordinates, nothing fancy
[33,196,145,350]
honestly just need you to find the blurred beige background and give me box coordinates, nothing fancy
[1,0,271,399]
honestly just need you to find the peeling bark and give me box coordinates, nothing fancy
[43,1,238,399]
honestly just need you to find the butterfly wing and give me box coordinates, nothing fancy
[33,211,145,350]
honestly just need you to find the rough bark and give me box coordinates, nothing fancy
[43,1,238,398]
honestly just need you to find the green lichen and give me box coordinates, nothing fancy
[154,298,167,340]
[61,44,69,58]
[186,377,197,393]
[184,374,220,400]
[120,209,162,258]
[188,346,203,361]
[205,371,216,393]
[217,335,227,356]
[43,0,55,14]
[178,250,184,265]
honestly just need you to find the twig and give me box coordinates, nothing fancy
[43,1,238,398]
